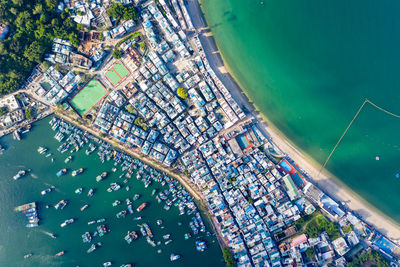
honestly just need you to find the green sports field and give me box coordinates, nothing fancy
[105,62,129,85]
[69,78,108,116]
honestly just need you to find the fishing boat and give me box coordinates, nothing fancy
[87,244,96,253]
[60,218,74,227]
[163,234,170,240]
[54,200,68,210]
[133,194,140,201]
[26,222,39,228]
[112,200,121,206]
[37,147,47,154]
[143,223,153,238]
[13,170,27,180]
[88,220,96,225]
[54,251,65,257]
[116,210,127,219]
[80,204,89,211]
[127,205,134,214]
[133,216,142,221]
[96,172,108,182]
[49,233,57,239]
[97,224,108,236]
[184,233,191,240]
[41,188,52,195]
[75,188,83,194]
[196,240,207,252]
[103,262,112,267]
[24,253,32,259]
[165,240,172,245]
[13,129,21,140]
[136,202,147,212]
[146,236,156,247]
[110,182,121,191]
[157,219,163,226]
[64,156,72,163]
[152,189,156,196]
[88,188,94,197]
[82,232,92,243]
[170,253,181,261]
[124,231,138,244]
[56,169,67,177]
[72,168,83,176]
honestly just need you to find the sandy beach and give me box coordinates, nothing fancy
[187,0,400,240]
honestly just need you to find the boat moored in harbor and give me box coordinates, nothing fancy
[54,251,65,257]
[96,172,108,182]
[56,169,67,177]
[136,202,147,212]
[196,240,207,252]
[72,168,83,176]
[41,188,52,195]
[60,218,74,227]
[88,188,94,197]
[170,253,181,261]
[54,200,68,210]
[13,170,27,180]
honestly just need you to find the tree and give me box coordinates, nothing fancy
[12,0,23,7]
[25,107,34,120]
[55,64,61,72]
[184,169,190,178]
[125,105,135,114]
[112,49,122,59]
[42,61,51,70]
[0,107,8,116]
[45,0,57,10]
[139,42,146,52]
[107,3,125,21]
[305,247,315,259]
[76,24,84,31]
[24,41,45,63]
[347,250,390,267]
[68,32,79,47]
[222,247,235,267]
[33,4,43,15]
[177,87,188,99]
[123,6,138,21]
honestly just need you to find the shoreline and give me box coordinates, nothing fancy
[53,110,228,249]
[189,0,400,240]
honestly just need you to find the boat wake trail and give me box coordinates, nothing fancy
[30,174,39,179]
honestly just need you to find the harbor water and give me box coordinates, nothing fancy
[0,116,223,267]
[201,0,400,223]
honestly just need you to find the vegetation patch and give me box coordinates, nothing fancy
[346,250,390,267]
[0,0,78,95]
[305,215,340,240]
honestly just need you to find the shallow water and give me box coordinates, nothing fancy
[0,116,223,266]
[202,0,400,223]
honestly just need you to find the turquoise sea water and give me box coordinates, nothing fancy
[201,0,400,223]
[0,117,223,266]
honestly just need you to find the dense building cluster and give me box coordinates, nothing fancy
[1,0,400,266]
